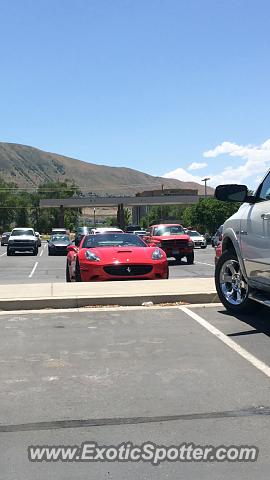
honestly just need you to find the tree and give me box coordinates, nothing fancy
[0,178,17,232]
[36,180,82,232]
[182,198,240,234]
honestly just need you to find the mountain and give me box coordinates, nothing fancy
[0,143,212,196]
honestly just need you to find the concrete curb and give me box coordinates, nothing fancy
[0,291,219,311]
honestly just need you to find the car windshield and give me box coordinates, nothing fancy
[154,226,185,236]
[82,233,146,248]
[76,227,89,234]
[51,235,70,241]
[187,231,201,237]
[11,229,33,236]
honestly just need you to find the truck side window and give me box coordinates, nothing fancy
[257,172,270,201]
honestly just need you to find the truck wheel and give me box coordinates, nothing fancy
[215,250,258,314]
[186,252,194,264]
[7,248,12,256]
[201,245,207,249]
[33,247,38,256]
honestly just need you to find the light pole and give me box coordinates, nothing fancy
[93,208,96,227]
[201,177,210,198]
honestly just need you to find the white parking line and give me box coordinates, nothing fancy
[180,306,270,378]
[195,261,215,267]
[0,252,6,257]
[29,262,38,278]
[39,248,44,257]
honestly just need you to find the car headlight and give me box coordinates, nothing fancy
[152,248,163,260]
[85,250,100,261]
[188,240,194,247]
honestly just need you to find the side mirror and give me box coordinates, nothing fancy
[215,184,253,203]
[67,245,78,253]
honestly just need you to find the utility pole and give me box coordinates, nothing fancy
[201,177,210,198]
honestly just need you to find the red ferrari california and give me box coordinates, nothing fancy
[66,233,169,282]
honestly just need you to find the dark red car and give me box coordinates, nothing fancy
[214,240,222,265]
[143,224,194,264]
[66,233,168,282]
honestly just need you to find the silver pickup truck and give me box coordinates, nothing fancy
[7,228,39,256]
[215,170,270,313]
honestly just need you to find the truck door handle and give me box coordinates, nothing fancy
[261,213,270,220]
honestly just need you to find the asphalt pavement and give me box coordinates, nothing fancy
[0,243,215,284]
[0,305,269,479]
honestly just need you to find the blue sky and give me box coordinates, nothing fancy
[1,0,270,188]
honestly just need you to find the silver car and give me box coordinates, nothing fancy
[186,230,207,249]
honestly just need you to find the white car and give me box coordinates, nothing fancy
[215,171,270,313]
[132,230,147,238]
[90,227,124,234]
[186,230,207,249]
[7,228,39,256]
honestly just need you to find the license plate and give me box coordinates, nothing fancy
[172,249,179,255]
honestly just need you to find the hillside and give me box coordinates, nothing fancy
[0,143,211,196]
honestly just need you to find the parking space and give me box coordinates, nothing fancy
[189,304,270,368]
[0,243,215,284]
[0,305,269,479]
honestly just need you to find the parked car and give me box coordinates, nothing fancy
[51,228,67,235]
[132,230,147,238]
[215,173,270,313]
[48,234,72,256]
[185,230,207,249]
[214,242,222,266]
[125,225,141,232]
[143,224,194,264]
[90,227,124,234]
[35,231,42,247]
[211,225,223,247]
[7,228,38,256]
[66,232,168,282]
[1,232,11,246]
[74,226,90,247]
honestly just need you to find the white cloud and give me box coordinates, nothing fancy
[163,167,202,184]
[163,139,270,189]
[188,162,208,171]
[203,139,270,187]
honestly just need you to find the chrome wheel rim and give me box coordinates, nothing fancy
[220,259,248,305]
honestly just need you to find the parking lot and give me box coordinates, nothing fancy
[0,243,215,284]
[0,304,269,479]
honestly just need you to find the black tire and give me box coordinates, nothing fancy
[33,247,38,256]
[166,267,169,279]
[186,252,194,264]
[75,259,82,282]
[201,246,207,249]
[66,262,71,282]
[215,250,258,314]
[48,249,52,256]
[7,248,12,256]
